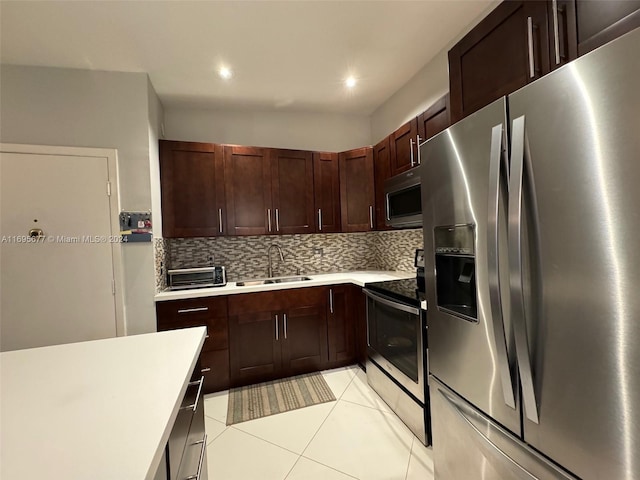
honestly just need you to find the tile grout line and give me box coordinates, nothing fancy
[207,368,361,479]
[227,424,304,457]
[287,367,362,479]
[404,436,415,480]
[296,455,360,480]
[339,397,393,414]
[204,413,226,424]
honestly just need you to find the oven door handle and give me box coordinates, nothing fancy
[363,289,420,316]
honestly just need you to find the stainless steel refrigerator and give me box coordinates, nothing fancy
[421,27,640,480]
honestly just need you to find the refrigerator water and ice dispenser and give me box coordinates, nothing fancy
[434,225,478,322]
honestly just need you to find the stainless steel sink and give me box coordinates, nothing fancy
[236,276,312,287]
[269,276,311,284]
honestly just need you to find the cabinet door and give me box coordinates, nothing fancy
[159,140,225,238]
[229,310,282,385]
[223,145,272,236]
[270,149,315,235]
[389,118,419,176]
[373,137,392,231]
[575,0,640,55]
[417,94,450,141]
[313,152,341,233]
[547,0,578,71]
[352,286,368,367]
[281,303,328,376]
[339,147,375,233]
[327,285,356,366]
[448,1,550,122]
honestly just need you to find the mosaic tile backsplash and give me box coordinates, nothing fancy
[153,238,168,292]
[156,229,423,291]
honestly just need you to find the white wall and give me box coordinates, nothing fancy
[164,107,372,152]
[370,0,500,144]
[0,64,159,335]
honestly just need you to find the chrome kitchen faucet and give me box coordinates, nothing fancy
[267,244,285,278]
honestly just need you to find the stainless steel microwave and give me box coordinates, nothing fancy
[384,169,422,228]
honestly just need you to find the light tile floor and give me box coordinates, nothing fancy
[203,365,434,480]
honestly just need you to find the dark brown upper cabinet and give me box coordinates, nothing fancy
[448,0,550,123]
[313,152,341,233]
[159,140,226,238]
[339,147,375,233]
[373,137,392,231]
[270,149,315,235]
[389,118,419,175]
[223,145,272,236]
[224,146,315,236]
[417,94,450,142]
[574,0,640,55]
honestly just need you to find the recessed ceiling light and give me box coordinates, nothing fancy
[345,76,357,88]
[219,67,232,79]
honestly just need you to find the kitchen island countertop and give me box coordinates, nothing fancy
[0,327,206,480]
[155,270,415,302]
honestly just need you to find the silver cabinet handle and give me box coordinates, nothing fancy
[218,208,223,233]
[201,367,211,373]
[409,138,415,167]
[267,208,272,232]
[283,313,287,339]
[177,307,208,314]
[509,115,539,424]
[527,16,535,78]
[552,0,560,65]
[181,376,204,413]
[329,288,334,314]
[487,123,516,409]
[369,205,374,229]
[275,314,279,341]
[275,208,280,232]
[184,433,207,480]
[416,135,423,164]
[318,208,322,231]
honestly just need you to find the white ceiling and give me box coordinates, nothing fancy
[0,1,492,115]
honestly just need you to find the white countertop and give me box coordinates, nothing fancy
[0,327,206,480]
[155,270,415,301]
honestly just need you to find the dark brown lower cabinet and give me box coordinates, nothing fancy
[156,296,230,394]
[353,287,368,367]
[158,285,364,392]
[228,287,329,386]
[327,285,357,367]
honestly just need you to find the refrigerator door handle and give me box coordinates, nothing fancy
[488,123,516,409]
[439,388,538,480]
[509,115,539,424]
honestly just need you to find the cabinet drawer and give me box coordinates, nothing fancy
[199,349,230,393]
[158,316,228,352]
[228,287,326,316]
[168,377,204,480]
[177,378,207,480]
[156,296,228,323]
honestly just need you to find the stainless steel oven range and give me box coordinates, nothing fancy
[363,253,430,445]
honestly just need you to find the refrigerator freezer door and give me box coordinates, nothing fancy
[507,27,640,479]
[430,376,577,480]
[421,97,520,435]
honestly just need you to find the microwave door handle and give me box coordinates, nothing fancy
[488,123,516,409]
[363,289,420,316]
[509,115,539,424]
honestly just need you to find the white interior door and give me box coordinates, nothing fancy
[1,150,119,351]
